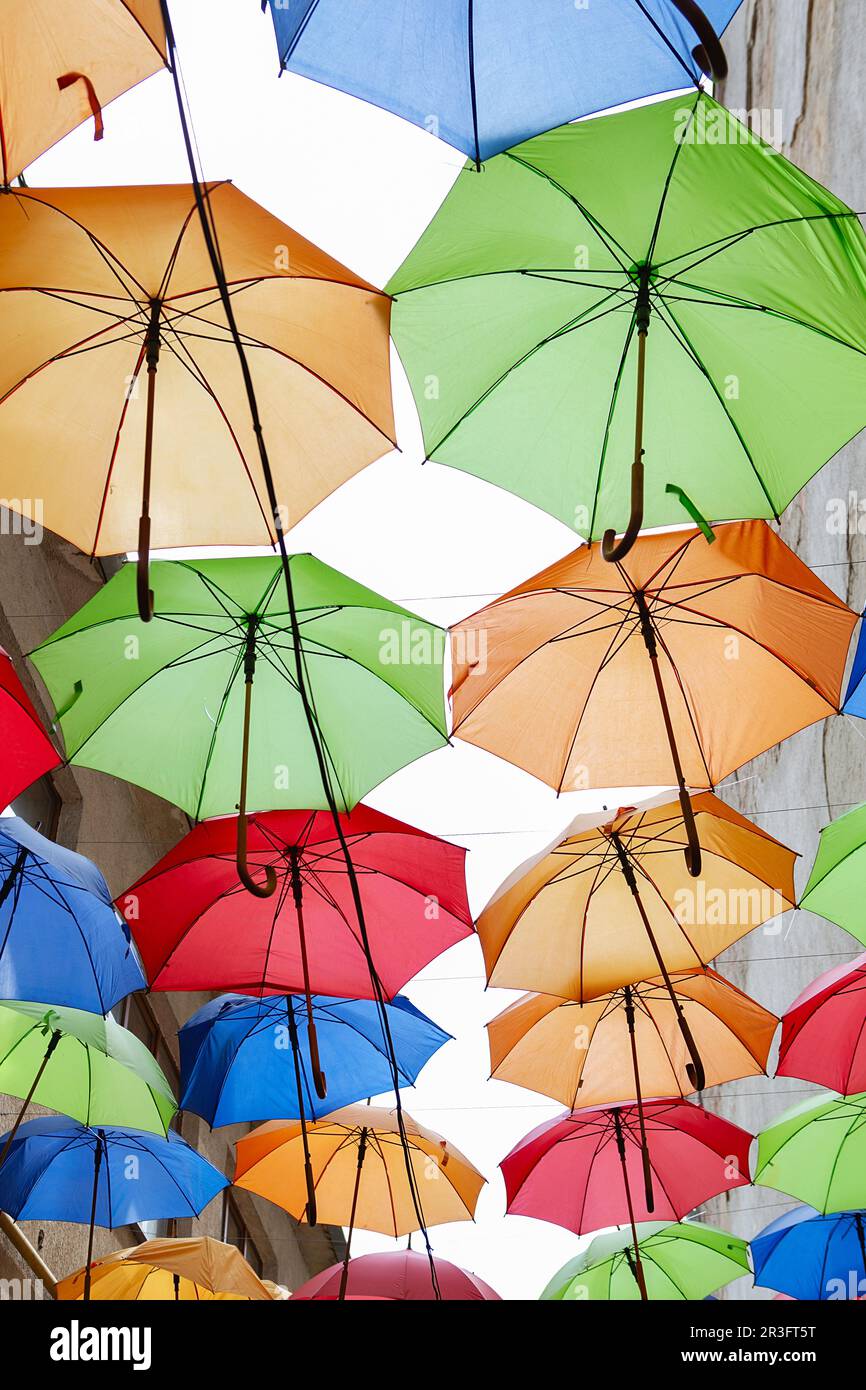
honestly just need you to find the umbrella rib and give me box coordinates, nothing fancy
[645,91,700,267]
[654,209,865,276]
[192,642,246,823]
[1,190,150,300]
[503,153,634,270]
[632,0,705,87]
[588,307,639,539]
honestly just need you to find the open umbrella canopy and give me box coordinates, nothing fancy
[118,806,472,997]
[0,648,59,810]
[30,556,447,818]
[291,1249,501,1302]
[388,91,866,543]
[0,0,167,183]
[0,816,145,1012]
[541,1220,749,1301]
[178,992,451,1128]
[800,802,866,948]
[56,1236,276,1302]
[0,999,175,1135]
[488,969,778,1110]
[755,1092,866,1215]
[265,1,739,164]
[777,953,866,1095]
[751,1205,866,1302]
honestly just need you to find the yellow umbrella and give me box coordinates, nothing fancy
[55,1235,276,1301]
[1,1,166,183]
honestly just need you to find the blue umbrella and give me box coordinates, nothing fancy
[843,619,866,717]
[178,992,451,1127]
[751,1205,866,1301]
[0,817,145,1012]
[0,1117,228,1299]
[263,0,739,165]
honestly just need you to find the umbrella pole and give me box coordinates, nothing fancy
[289,847,327,1099]
[612,1108,648,1301]
[136,299,161,624]
[286,997,318,1227]
[236,618,277,899]
[622,987,654,1212]
[337,1126,368,1302]
[0,1031,61,1171]
[83,1131,104,1303]
[602,268,650,564]
[609,831,706,1091]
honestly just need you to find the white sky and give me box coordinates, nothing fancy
[26,0,678,1298]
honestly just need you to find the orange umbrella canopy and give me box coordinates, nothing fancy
[450,521,856,794]
[0,1,167,183]
[55,1235,275,1301]
[0,183,395,554]
[477,793,796,998]
[488,968,778,1111]
[234,1105,485,1237]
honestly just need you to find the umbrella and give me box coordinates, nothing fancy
[800,802,866,947]
[264,1,736,165]
[0,648,59,809]
[0,1117,228,1299]
[0,816,145,1012]
[541,1220,749,1301]
[751,1205,866,1302]
[0,1001,176,1161]
[501,1098,751,1298]
[290,1250,501,1302]
[755,1092,866,1214]
[451,521,855,872]
[178,992,450,1128]
[234,1104,485,1298]
[0,1,166,184]
[777,953,866,1094]
[0,182,394,619]
[30,557,447,892]
[56,1235,276,1302]
[388,91,866,557]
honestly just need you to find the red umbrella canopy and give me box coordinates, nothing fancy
[290,1250,501,1301]
[0,648,59,809]
[117,806,473,998]
[501,1099,752,1235]
[777,953,866,1095]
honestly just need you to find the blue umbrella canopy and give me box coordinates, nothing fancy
[264,0,741,164]
[178,992,451,1127]
[0,817,145,1012]
[751,1205,866,1301]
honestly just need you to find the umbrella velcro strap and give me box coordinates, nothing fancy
[52,679,83,730]
[665,484,715,543]
[57,73,104,141]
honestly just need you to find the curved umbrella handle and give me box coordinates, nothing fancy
[236,641,277,897]
[671,0,728,80]
[303,1157,318,1228]
[678,786,703,879]
[682,1021,707,1093]
[236,813,277,898]
[308,1019,328,1101]
[601,455,644,563]
[136,516,154,623]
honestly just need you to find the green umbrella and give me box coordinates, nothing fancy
[541,1221,750,1301]
[30,556,447,893]
[755,1092,866,1214]
[388,90,866,560]
[800,802,866,945]
[0,1001,176,1153]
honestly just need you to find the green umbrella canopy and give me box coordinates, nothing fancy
[800,802,866,945]
[29,555,447,819]
[388,90,866,542]
[540,1221,750,1301]
[0,1001,176,1136]
[755,1092,866,1214]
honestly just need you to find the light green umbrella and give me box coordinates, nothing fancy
[800,802,866,945]
[755,1092,866,1214]
[541,1221,749,1301]
[0,1001,176,1151]
[388,90,866,559]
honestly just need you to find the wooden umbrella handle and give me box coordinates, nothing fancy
[671,0,728,80]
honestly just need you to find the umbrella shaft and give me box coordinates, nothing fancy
[338,1128,368,1301]
[613,1109,648,1301]
[624,990,654,1213]
[83,1135,104,1302]
[0,1032,60,1170]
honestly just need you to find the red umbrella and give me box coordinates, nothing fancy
[777,953,866,1094]
[0,648,59,809]
[290,1250,501,1302]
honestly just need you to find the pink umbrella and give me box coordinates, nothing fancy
[290,1250,501,1301]
[777,953,866,1094]
[0,648,59,809]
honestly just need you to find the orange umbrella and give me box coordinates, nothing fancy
[55,1235,275,1301]
[451,521,855,874]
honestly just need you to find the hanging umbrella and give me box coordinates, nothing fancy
[800,802,866,947]
[0,1117,228,1299]
[451,522,855,872]
[0,0,167,184]
[755,1092,866,1214]
[777,953,866,1095]
[388,91,866,557]
[56,1235,276,1302]
[501,1098,751,1299]
[178,992,450,1128]
[264,1,736,165]
[0,182,395,619]
[0,1001,176,1163]
[0,816,145,1012]
[751,1205,866,1302]
[0,648,59,809]
[541,1220,749,1301]
[290,1249,501,1302]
